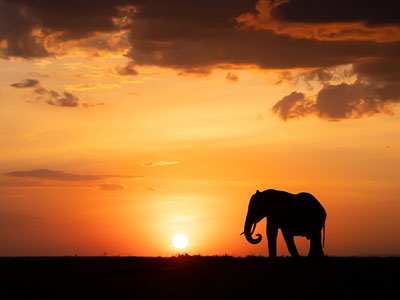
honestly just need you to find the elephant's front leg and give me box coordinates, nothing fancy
[282,229,300,258]
[267,222,278,258]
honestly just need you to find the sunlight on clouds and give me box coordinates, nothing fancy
[35,59,52,68]
[63,62,106,71]
[65,83,121,91]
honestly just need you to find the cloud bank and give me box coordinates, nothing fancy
[2,0,400,120]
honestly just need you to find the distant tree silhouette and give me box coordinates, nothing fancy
[241,189,327,258]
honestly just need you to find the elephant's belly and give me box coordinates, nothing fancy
[291,229,310,238]
[281,222,312,238]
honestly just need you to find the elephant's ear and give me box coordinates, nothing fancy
[256,190,260,194]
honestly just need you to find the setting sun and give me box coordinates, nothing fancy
[172,234,189,249]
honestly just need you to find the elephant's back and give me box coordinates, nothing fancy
[295,192,326,219]
[279,192,326,234]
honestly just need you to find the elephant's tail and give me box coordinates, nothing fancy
[322,222,326,248]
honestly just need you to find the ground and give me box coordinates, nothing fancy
[0,256,398,299]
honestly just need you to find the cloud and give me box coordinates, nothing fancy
[237,0,400,42]
[0,180,46,188]
[272,91,312,121]
[34,86,80,108]
[98,183,125,191]
[5,169,141,181]
[272,82,400,121]
[315,82,400,120]
[0,212,42,228]
[0,0,131,58]
[116,60,138,76]
[127,0,364,72]
[65,84,121,91]
[11,78,82,108]
[269,0,400,25]
[10,79,40,88]
[82,103,105,108]
[6,169,104,181]
[2,0,400,120]
[2,1,398,71]
[226,72,239,82]
[142,161,178,167]
[46,91,79,107]
[0,1,49,58]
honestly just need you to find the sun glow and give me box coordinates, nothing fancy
[172,234,189,249]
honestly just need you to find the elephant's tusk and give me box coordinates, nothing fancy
[251,223,256,235]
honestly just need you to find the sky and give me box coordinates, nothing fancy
[1,0,400,257]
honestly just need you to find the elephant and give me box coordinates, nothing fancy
[241,189,327,258]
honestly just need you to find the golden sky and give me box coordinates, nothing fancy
[1,0,400,256]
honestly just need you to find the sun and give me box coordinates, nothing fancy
[172,234,189,249]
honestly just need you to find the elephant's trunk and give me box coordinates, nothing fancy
[243,214,262,244]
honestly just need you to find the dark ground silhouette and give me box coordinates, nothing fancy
[0,256,398,299]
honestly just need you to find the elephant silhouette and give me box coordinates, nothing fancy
[241,189,327,258]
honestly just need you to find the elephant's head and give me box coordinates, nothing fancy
[241,190,265,244]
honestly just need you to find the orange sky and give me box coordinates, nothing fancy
[1,0,400,256]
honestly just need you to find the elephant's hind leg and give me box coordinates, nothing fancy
[282,230,300,258]
[308,230,324,258]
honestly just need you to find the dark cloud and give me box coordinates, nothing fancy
[2,0,399,70]
[128,1,359,71]
[272,91,312,121]
[11,78,82,108]
[238,0,400,42]
[116,61,138,76]
[353,58,400,85]
[270,0,400,25]
[123,0,400,86]
[315,82,400,120]
[0,1,49,58]
[3,0,129,38]
[34,86,80,108]
[2,0,400,120]
[46,91,79,107]
[273,82,400,121]
[10,79,40,88]
[0,0,131,58]
[5,169,141,181]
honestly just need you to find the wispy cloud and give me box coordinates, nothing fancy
[45,91,79,107]
[10,79,39,88]
[11,78,106,108]
[3,169,142,191]
[116,61,138,76]
[142,161,179,167]
[5,169,142,181]
[98,183,125,191]
[65,83,121,91]
[226,72,239,82]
